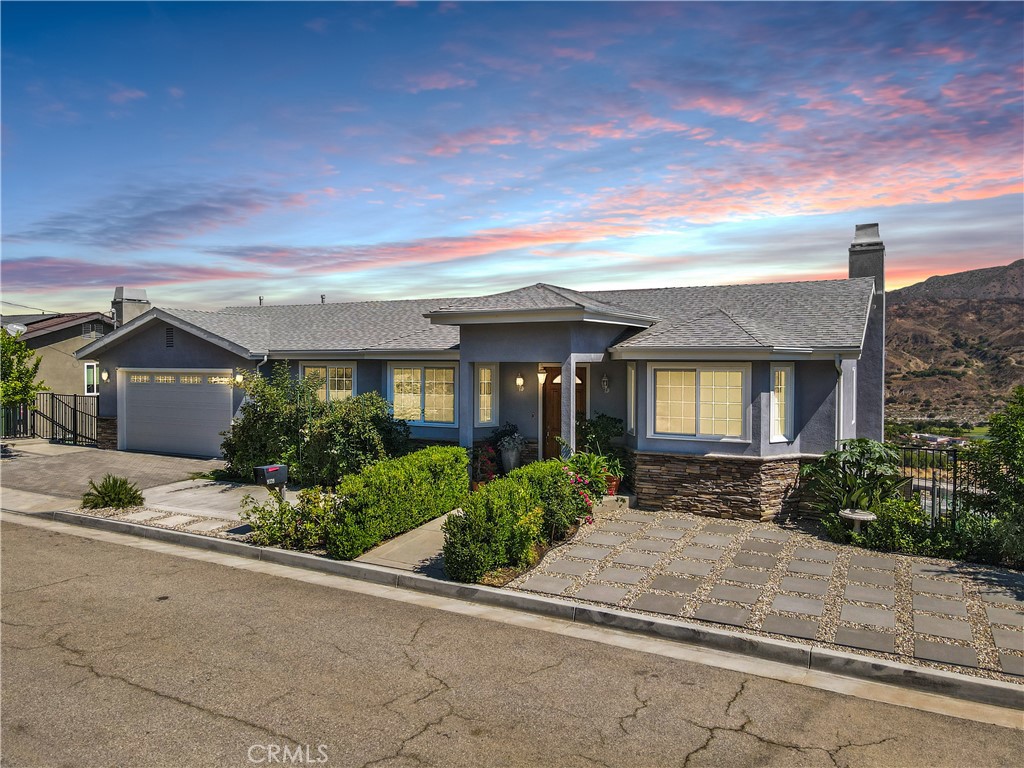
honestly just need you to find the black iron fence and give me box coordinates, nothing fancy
[0,393,97,445]
[899,446,987,527]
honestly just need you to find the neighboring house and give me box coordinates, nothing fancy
[1,311,115,397]
[77,224,887,521]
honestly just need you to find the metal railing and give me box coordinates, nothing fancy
[900,446,988,527]
[1,394,97,445]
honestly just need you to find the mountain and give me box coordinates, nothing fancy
[885,262,1023,423]
[889,259,1023,301]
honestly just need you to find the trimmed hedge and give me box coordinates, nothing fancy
[241,445,469,559]
[443,459,590,582]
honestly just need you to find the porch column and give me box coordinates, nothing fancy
[458,359,474,450]
[559,358,576,457]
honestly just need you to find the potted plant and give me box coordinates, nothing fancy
[603,456,624,496]
[497,431,526,472]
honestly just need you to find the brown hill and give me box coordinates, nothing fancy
[885,297,1024,423]
[889,259,1023,301]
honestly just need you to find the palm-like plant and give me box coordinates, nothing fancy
[799,439,906,514]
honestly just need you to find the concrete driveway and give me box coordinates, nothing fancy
[0,439,223,499]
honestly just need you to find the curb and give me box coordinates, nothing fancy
[9,507,1023,711]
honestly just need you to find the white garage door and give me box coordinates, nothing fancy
[121,370,233,457]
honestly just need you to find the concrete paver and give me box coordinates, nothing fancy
[915,640,979,668]
[630,593,686,615]
[844,584,896,605]
[772,595,825,617]
[762,615,818,640]
[649,575,700,593]
[835,627,896,654]
[913,594,969,616]
[914,614,973,641]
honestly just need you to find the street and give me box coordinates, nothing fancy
[2,517,1021,768]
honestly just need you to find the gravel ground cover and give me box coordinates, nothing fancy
[510,505,1024,683]
[71,506,246,538]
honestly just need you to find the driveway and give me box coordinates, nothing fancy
[0,440,223,500]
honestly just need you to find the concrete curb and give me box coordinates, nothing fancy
[9,507,1023,711]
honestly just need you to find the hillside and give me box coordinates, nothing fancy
[885,289,1023,423]
[889,259,1023,301]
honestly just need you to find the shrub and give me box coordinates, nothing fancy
[81,474,144,509]
[565,451,609,495]
[324,446,468,559]
[799,438,905,514]
[962,386,1024,567]
[576,412,624,455]
[442,476,542,582]
[291,392,411,487]
[240,487,334,549]
[508,460,590,540]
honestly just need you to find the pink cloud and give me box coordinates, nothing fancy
[427,125,522,156]
[914,45,970,64]
[0,257,247,292]
[553,47,596,62]
[108,85,147,104]
[168,86,185,100]
[403,71,476,93]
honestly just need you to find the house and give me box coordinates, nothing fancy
[76,223,886,521]
[1,310,116,397]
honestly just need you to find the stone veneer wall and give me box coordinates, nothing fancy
[96,417,117,450]
[633,451,806,522]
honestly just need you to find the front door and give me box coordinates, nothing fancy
[541,366,587,459]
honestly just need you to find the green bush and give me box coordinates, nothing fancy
[508,460,590,540]
[240,487,334,549]
[565,451,609,496]
[962,386,1024,567]
[81,474,144,509]
[799,438,906,514]
[324,446,468,559]
[442,476,542,582]
[291,392,411,487]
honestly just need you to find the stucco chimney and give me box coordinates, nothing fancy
[111,287,151,327]
[849,223,885,293]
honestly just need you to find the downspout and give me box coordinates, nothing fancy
[834,354,843,447]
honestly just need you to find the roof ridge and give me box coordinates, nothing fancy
[716,307,775,347]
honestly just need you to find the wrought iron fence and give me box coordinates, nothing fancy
[0,394,97,445]
[899,446,988,527]
[1,404,32,438]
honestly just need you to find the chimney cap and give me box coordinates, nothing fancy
[852,223,882,246]
[113,287,149,302]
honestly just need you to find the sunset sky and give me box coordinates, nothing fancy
[2,1,1021,313]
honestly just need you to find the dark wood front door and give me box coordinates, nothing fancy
[542,366,587,459]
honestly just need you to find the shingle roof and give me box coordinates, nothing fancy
[2,312,113,340]
[85,277,874,357]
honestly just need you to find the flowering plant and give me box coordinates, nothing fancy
[472,444,499,482]
[562,464,594,511]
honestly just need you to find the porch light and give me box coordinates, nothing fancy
[234,372,244,385]
[515,372,525,392]
[601,373,610,393]
[537,368,547,385]
[100,369,109,383]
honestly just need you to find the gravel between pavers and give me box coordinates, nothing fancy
[70,506,244,538]
[509,505,1024,685]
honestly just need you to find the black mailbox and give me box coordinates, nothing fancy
[254,464,288,487]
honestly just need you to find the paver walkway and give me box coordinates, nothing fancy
[512,506,1024,680]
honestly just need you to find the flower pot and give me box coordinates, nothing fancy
[605,475,621,496]
[501,447,521,472]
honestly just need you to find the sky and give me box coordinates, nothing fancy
[1,1,1022,313]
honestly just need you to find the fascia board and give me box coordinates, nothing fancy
[609,346,862,361]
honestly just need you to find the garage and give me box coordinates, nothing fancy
[119,369,234,457]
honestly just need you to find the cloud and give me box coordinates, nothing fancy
[305,17,330,34]
[6,183,291,250]
[403,71,476,93]
[0,257,247,292]
[168,86,185,99]
[552,47,596,62]
[108,85,147,104]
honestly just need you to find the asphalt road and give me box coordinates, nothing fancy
[2,519,1021,768]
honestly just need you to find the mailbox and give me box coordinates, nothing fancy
[254,464,288,488]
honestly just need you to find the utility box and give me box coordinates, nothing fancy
[254,464,288,488]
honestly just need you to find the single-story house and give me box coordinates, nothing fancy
[76,223,887,520]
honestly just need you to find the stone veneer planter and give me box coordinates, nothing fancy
[96,416,117,450]
[633,452,807,522]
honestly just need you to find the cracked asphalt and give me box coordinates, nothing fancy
[3,520,1021,768]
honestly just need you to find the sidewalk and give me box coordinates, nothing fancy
[512,506,1024,681]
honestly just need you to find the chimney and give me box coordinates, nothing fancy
[111,287,151,327]
[849,223,885,293]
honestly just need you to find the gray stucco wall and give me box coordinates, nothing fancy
[28,324,105,396]
[94,321,250,418]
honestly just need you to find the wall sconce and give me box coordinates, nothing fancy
[537,367,547,385]
[100,369,110,383]
[515,372,525,392]
[234,372,245,385]
[601,373,610,393]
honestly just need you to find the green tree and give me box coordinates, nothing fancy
[964,386,1024,566]
[0,331,47,406]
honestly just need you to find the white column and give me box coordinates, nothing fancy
[559,357,575,457]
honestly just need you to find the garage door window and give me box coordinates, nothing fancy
[130,374,150,384]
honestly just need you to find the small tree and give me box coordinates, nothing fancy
[0,331,47,406]
[964,387,1024,566]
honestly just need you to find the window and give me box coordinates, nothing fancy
[626,363,636,435]
[770,364,794,443]
[81,322,105,339]
[84,363,98,395]
[130,374,150,384]
[154,374,176,384]
[475,364,498,427]
[650,364,749,440]
[179,375,202,384]
[301,364,355,402]
[208,375,232,385]
[389,364,457,425]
